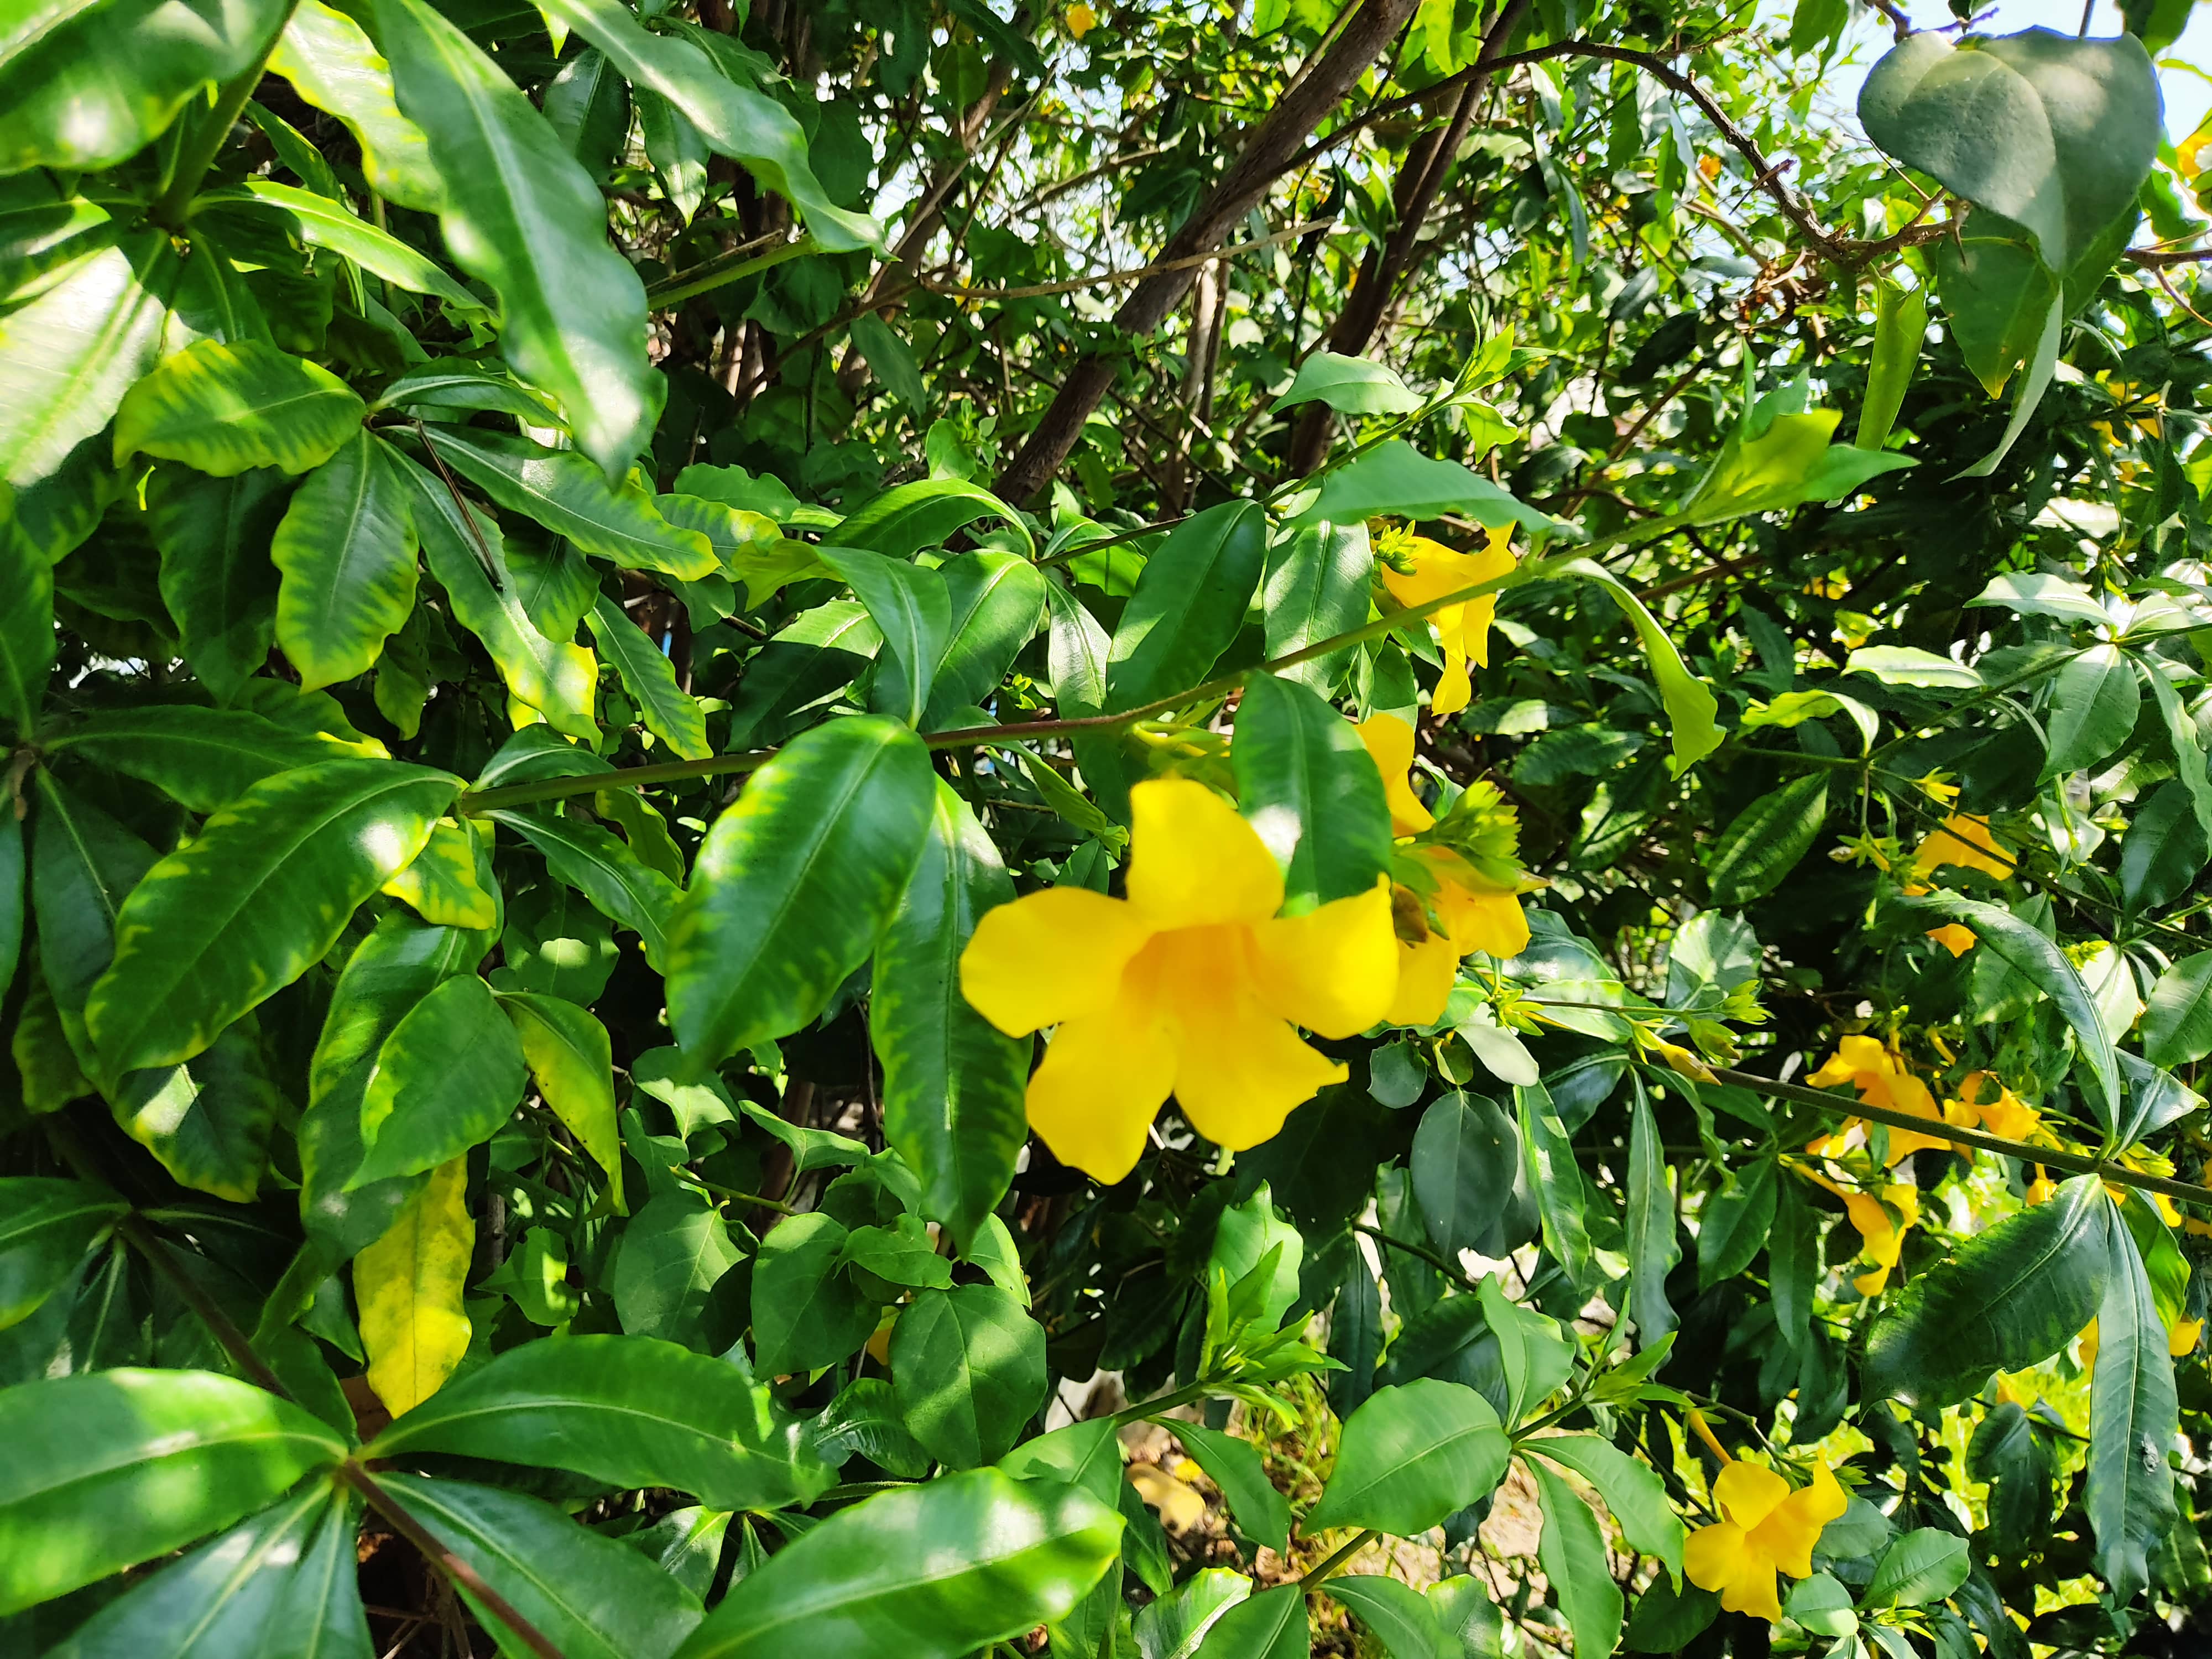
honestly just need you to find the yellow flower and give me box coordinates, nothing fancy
[1911,813,2016,881]
[1945,1072,2039,1143]
[1924,922,1976,957]
[1805,1036,1949,1164]
[959,777,1398,1182]
[1800,1166,1918,1296]
[2026,1166,2057,1206]
[2173,1317,2203,1358]
[1355,713,1532,1026]
[1066,1,1097,36]
[1683,1459,1850,1622]
[1376,525,1515,718]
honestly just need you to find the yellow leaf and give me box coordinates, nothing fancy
[357,1156,474,1415]
[380,818,498,929]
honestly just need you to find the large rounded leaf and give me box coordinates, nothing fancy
[667,716,935,1063]
[1303,1379,1509,1537]
[890,1282,1047,1469]
[112,341,364,477]
[351,973,526,1186]
[672,1468,1120,1659]
[144,463,290,701]
[85,758,459,1077]
[366,1333,831,1510]
[270,429,420,692]
[0,1369,347,1614]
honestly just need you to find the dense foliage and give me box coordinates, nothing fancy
[2,0,2211,1655]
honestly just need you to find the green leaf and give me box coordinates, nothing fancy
[536,0,880,252]
[1626,1082,1678,1345]
[841,1214,954,1290]
[815,1376,931,1479]
[267,0,444,211]
[1106,500,1268,711]
[2043,644,2137,778]
[1530,1460,1624,1658]
[367,1333,831,1510]
[1697,1161,1777,1290]
[270,428,419,691]
[29,771,155,1073]
[2088,1200,2179,1601]
[1528,1435,1685,1577]
[498,991,622,1208]
[216,181,477,309]
[0,507,54,736]
[723,599,883,747]
[749,1210,877,1376]
[1262,519,1372,692]
[1855,279,1926,451]
[1516,1082,1598,1293]
[2119,783,2207,912]
[1859,30,2158,275]
[0,236,174,488]
[849,311,925,407]
[1131,1567,1251,1659]
[382,816,497,930]
[1864,1528,1971,1609]
[351,973,525,1186]
[891,1282,1047,1468]
[1290,441,1572,539]
[488,808,681,967]
[1864,1173,2111,1408]
[40,1480,369,1659]
[113,341,363,477]
[0,1368,347,1614]
[835,477,1034,560]
[0,808,17,1004]
[1558,561,1721,770]
[1969,571,2111,627]
[925,551,1047,727]
[1411,1092,1519,1258]
[1898,894,2121,1132]
[1705,775,1826,906]
[1187,1585,1308,1659]
[1782,1572,1857,1639]
[2142,661,2212,842]
[0,1178,127,1333]
[418,428,714,579]
[144,463,289,700]
[85,759,455,1077]
[2144,952,2212,1068]
[1427,1577,1511,1659]
[1274,351,1422,414]
[587,593,710,759]
[1305,1378,1509,1536]
[1623,1578,1717,1654]
[667,716,935,1063]
[874,782,1029,1242]
[402,455,600,741]
[817,544,953,728]
[1682,406,1914,520]
[377,1474,703,1659]
[0,0,287,175]
[672,1467,1120,1659]
[111,1020,281,1201]
[375,0,655,476]
[611,1189,743,1353]
[1232,672,1393,909]
[1322,1577,1453,1659]
[1174,1421,1291,1556]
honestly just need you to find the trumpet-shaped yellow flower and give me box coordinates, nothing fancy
[1911,813,2016,881]
[959,778,1399,1182]
[1355,713,1532,1025]
[1683,1459,1850,1622]
[1805,1036,1948,1164]
[1799,1165,1918,1296]
[1945,1071,2040,1144]
[1065,2,1097,37]
[1376,525,1515,717]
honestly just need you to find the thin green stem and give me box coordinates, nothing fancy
[646,234,819,309]
[151,4,299,229]
[1350,1220,1485,1295]
[1296,1527,1380,1584]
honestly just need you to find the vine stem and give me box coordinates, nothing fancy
[1296,1527,1380,1585]
[150,2,301,229]
[40,1122,573,1659]
[1703,1065,2212,1207]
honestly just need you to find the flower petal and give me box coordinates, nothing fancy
[1154,930,1343,1148]
[960,886,1156,1036]
[1684,1521,1754,1600]
[1431,643,1472,718]
[1429,871,1529,959]
[1125,777,1284,928]
[1713,1461,1791,1533]
[1387,929,1458,1027]
[1248,882,1400,1039]
[1763,1464,1849,1578]
[1356,714,1433,835]
[1024,967,1176,1184]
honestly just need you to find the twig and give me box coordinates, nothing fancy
[646,232,820,310]
[919,218,1335,301]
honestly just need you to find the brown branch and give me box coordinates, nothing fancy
[992,0,1426,504]
[917,218,1334,300]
